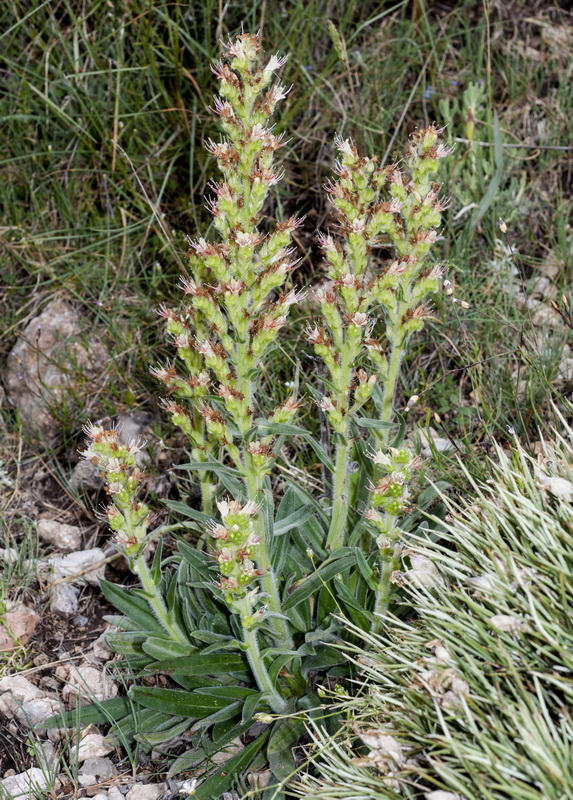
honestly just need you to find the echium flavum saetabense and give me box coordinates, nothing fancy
[152,34,300,651]
[311,128,450,629]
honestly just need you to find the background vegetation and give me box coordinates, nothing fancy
[1,1,572,798]
[3,0,572,466]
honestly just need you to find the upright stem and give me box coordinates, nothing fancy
[378,335,405,448]
[235,595,286,714]
[371,533,401,635]
[192,438,214,519]
[199,473,214,518]
[372,323,406,633]
[235,355,294,649]
[133,553,189,645]
[326,437,350,552]
[245,470,294,649]
[326,349,353,552]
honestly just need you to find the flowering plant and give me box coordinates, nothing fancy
[49,33,451,798]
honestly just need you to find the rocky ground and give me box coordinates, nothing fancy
[0,299,198,799]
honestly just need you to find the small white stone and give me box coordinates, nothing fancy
[539,474,573,503]
[125,782,166,800]
[34,740,58,770]
[405,554,440,587]
[467,573,498,592]
[44,548,107,586]
[211,737,243,764]
[37,519,83,552]
[107,787,125,800]
[422,437,456,458]
[79,757,117,781]
[425,792,462,800]
[116,411,152,467]
[0,676,45,717]
[71,458,102,491]
[15,696,60,728]
[248,770,272,790]
[63,665,118,706]
[50,582,80,616]
[0,674,45,702]
[77,732,115,761]
[78,773,98,787]
[91,633,114,662]
[359,731,404,767]
[1,767,50,799]
[0,546,20,561]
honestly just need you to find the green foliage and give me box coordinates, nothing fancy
[293,410,573,799]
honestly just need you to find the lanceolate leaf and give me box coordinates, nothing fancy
[129,686,231,718]
[135,717,192,748]
[470,111,504,228]
[256,420,336,472]
[191,729,271,800]
[141,637,197,660]
[149,653,248,675]
[43,697,135,730]
[267,718,305,783]
[274,504,316,536]
[176,460,243,479]
[99,579,164,633]
[166,721,252,778]
[164,499,212,527]
[354,416,395,430]
[177,541,214,579]
[283,552,357,610]
[177,460,246,498]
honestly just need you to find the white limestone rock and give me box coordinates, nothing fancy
[0,767,50,799]
[37,519,83,552]
[63,665,118,706]
[77,732,115,762]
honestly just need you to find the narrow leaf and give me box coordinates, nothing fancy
[191,729,271,800]
[129,687,229,718]
[283,553,357,610]
[44,697,134,729]
[150,653,248,675]
[99,579,163,633]
[274,505,316,536]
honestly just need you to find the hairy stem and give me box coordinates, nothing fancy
[235,356,294,649]
[326,348,354,551]
[199,474,214,519]
[371,531,401,635]
[245,470,294,649]
[235,595,286,714]
[326,438,351,552]
[379,335,406,448]
[132,553,188,645]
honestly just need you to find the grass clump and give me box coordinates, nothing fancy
[294,408,573,799]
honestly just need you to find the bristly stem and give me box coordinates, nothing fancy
[327,438,351,552]
[326,348,354,552]
[244,468,294,649]
[235,594,286,713]
[133,551,189,645]
[378,335,406,448]
[371,535,401,635]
